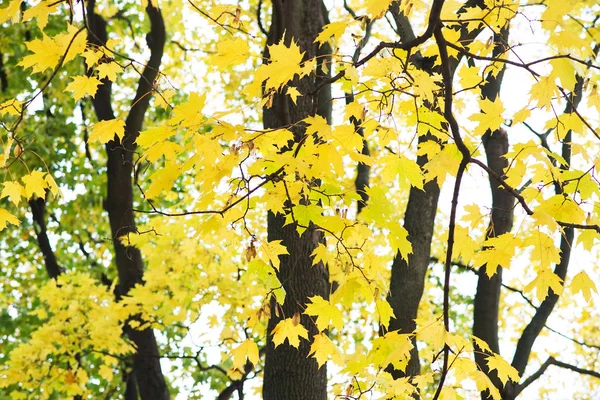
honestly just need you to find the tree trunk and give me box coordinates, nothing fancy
[472,28,513,398]
[385,2,484,377]
[262,2,331,400]
[87,1,169,398]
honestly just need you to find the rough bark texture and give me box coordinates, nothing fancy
[262,2,331,400]
[472,27,512,397]
[384,6,440,378]
[385,1,489,378]
[87,1,169,399]
[387,165,440,377]
[473,128,513,393]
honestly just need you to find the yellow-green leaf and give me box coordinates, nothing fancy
[230,339,260,370]
[570,271,597,302]
[304,295,344,331]
[485,353,520,385]
[0,181,25,206]
[271,317,309,348]
[260,240,289,271]
[22,171,48,199]
[65,76,101,101]
[0,208,20,231]
[89,118,126,144]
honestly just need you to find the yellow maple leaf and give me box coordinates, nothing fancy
[0,0,21,24]
[512,107,531,125]
[314,21,348,46]
[529,76,559,110]
[524,267,563,302]
[260,240,289,271]
[45,174,60,197]
[21,170,48,199]
[311,243,328,266]
[570,271,597,302]
[82,49,103,69]
[388,222,412,262]
[212,37,250,68]
[369,331,413,371]
[412,70,442,105]
[154,89,175,109]
[462,203,484,229]
[96,62,123,82]
[0,99,23,116]
[473,233,521,277]
[308,333,342,368]
[536,195,585,224]
[469,97,505,136]
[304,296,344,331]
[169,92,206,128]
[18,34,63,73]
[65,76,101,101]
[473,335,493,354]
[54,24,87,64]
[364,0,395,19]
[137,125,175,148]
[286,86,301,104]
[88,118,126,144]
[576,230,598,252]
[145,162,180,199]
[0,208,20,231]
[230,339,260,370]
[549,57,577,92]
[271,317,308,348]
[255,39,315,91]
[22,1,58,30]
[458,64,485,90]
[0,181,25,206]
[485,353,520,385]
[524,231,562,269]
[375,299,395,329]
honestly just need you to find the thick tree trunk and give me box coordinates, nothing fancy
[473,128,514,394]
[262,2,331,400]
[472,28,512,398]
[385,2,486,378]
[387,164,440,377]
[87,1,169,399]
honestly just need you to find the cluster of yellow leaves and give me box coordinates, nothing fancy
[0,273,134,398]
[248,38,316,105]
[0,0,599,398]
[0,171,58,231]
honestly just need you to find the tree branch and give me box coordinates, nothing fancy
[515,357,600,397]
[29,197,63,279]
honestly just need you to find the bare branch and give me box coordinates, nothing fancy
[515,357,600,397]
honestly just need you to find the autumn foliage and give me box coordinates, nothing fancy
[1,0,600,399]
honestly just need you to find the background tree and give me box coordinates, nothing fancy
[1,0,599,399]
[260,1,331,400]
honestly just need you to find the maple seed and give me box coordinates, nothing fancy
[13,142,23,158]
[234,7,241,26]
[345,384,354,396]
[245,244,257,261]
[292,312,301,326]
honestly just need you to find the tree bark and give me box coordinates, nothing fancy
[262,2,331,400]
[386,0,491,378]
[472,27,512,397]
[87,1,169,399]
